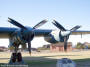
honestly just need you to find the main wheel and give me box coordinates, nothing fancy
[12,53,17,62]
[17,53,22,62]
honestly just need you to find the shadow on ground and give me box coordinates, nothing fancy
[23,56,90,67]
[0,55,90,67]
[74,58,90,67]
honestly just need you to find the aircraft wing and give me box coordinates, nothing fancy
[0,27,52,38]
[1,27,90,38]
[71,30,90,35]
[34,29,52,36]
[34,30,90,36]
[0,27,17,38]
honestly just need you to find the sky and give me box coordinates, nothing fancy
[0,0,90,48]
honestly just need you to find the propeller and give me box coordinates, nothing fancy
[8,17,26,29]
[52,20,81,51]
[70,25,81,31]
[52,20,66,31]
[8,17,47,55]
[64,36,69,51]
[28,41,31,55]
[33,19,47,29]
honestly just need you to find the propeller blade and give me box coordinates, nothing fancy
[28,41,31,56]
[8,17,26,29]
[64,36,68,52]
[52,20,66,31]
[70,25,81,31]
[64,41,67,52]
[33,19,48,29]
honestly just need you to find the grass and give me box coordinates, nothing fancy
[74,58,90,62]
[0,59,90,67]
[0,50,90,67]
[25,60,56,67]
[25,58,90,67]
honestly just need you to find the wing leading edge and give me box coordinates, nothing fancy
[0,27,52,38]
[34,29,52,36]
[0,27,90,38]
[34,29,90,36]
[0,27,17,38]
[71,30,90,35]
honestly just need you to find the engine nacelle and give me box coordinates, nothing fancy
[44,30,64,43]
[44,30,71,43]
[9,29,34,47]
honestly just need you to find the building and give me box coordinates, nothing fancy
[0,46,8,52]
[84,42,90,46]
[83,42,90,49]
[50,42,72,52]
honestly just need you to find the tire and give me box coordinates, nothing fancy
[12,53,17,62]
[17,53,22,62]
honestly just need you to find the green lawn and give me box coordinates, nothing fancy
[26,58,90,67]
[25,60,57,67]
[0,58,90,67]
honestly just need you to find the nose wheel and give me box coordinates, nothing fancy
[9,52,25,64]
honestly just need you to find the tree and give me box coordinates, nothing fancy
[76,42,86,49]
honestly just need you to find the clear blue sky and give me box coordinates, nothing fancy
[0,0,90,30]
[0,0,90,47]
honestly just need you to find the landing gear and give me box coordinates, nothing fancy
[9,52,25,64]
[8,45,25,64]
